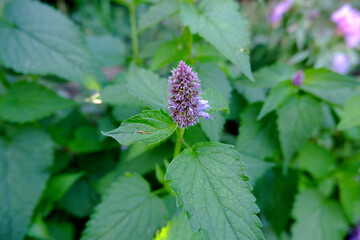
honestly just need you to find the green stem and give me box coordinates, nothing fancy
[151,188,168,196]
[173,128,185,159]
[0,68,10,88]
[129,3,139,59]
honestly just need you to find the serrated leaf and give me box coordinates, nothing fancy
[127,63,168,110]
[0,0,103,87]
[103,110,177,145]
[151,40,186,71]
[180,0,253,80]
[277,95,322,161]
[338,95,360,130]
[165,142,264,240]
[301,69,359,105]
[138,0,179,32]
[201,89,229,114]
[297,142,335,179]
[199,111,226,142]
[198,63,232,102]
[237,103,279,159]
[291,189,348,240]
[258,81,296,120]
[0,128,54,240]
[338,171,360,224]
[254,167,298,235]
[101,80,141,106]
[82,174,168,240]
[86,35,126,66]
[0,82,74,123]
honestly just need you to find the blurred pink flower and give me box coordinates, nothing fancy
[331,4,360,48]
[332,52,350,74]
[268,0,293,28]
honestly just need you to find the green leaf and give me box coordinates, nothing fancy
[338,171,360,224]
[37,172,84,215]
[138,0,179,32]
[240,154,274,185]
[301,69,359,105]
[0,0,104,87]
[236,104,279,159]
[127,63,168,110]
[338,95,360,130]
[257,81,296,120]
[201,89,229,114]
[86,35,126,66]
[0,82,74,123]
[199,111,226,142]
[151,41,186,71]
[82,174,168,240]
[277,95,322,161]
[297,142,335,179]
[103,110,177,145]
[254,167,298,235]
[165,142,264,240]
[195,44,225,63]
[198,63,232,102]
[291,189,348,240]
[0,128,54,240]
[180,1,253,80]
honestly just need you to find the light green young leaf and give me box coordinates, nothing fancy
[82,174,168,240]
[180,0,253,80]
[201,89,229,114]
[301,69,359,105]
[277,95,322,162]
[237,103,279,159]
[297,142,335,179]
[103,110,177,145]
[0,0,104,87]
[138,0,179,32]
[151,41,186,71]
[165,142,264,240]
[0,128,54,240]
[199,111,226,142]
[127,63,168,110]
[338,95,360,130]
[338,172,360,224]
[258,81,296,120]
[101,81,142,106]
[291,189,348,240]
[0,82,74,123]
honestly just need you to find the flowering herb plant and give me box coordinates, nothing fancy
[0,0,359,240]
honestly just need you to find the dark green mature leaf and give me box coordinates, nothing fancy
[338,95,360,130]
[301,69,359,105]
[151,41,186,71]
[198,63,232,102]
[82,174,168,240]
[138,0,179,32]
[0,0,103,87]
[103,110,177,145]
[201,89,229,114]
[237,104,279,159]
[254,167,298,236]
[291,189,348,240]
[86,35,126,66]
[257,81,296,120]
[180,0,253,80]
[199,111,226,142]
[0,82,74,123]
[165,142,264,240]
[0,128,54,240]
[127,63,168,110]
[297,142,335,179]
[277,95,322,161]
[240,154,273,185]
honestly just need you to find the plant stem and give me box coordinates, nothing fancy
[173,128,185,159]
[129,3,139,59]
[0,68,10,88]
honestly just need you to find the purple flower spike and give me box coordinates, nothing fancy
[168,61,212,128]
[332,52,350,74]
[349,224,360,240]
[331,4,360,48]
[268,0,293,28]
[291,70,304,86]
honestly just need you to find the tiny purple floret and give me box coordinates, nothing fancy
[268,0,293,28]
[331,4,360,48]
[291,70,304,86]
[349,224,360,240]
[332,52,350,74]
[168,61,212,128]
